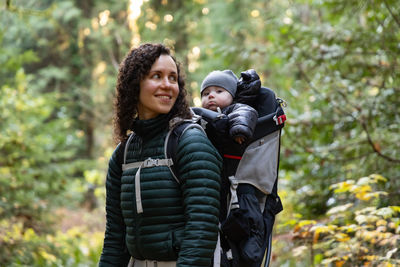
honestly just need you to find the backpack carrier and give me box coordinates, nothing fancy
[117,86,285,267]
[193,86,286,267]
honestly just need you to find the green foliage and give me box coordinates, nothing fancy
[260,0,400,217]
[292,174,400,266]
[0,67,93,263]
[0,1,105,265]
[0,219,103,266]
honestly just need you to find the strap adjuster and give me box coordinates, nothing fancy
[273,114,286,125]
[143,158,159,167]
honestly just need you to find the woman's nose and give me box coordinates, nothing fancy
[160,77,172,88]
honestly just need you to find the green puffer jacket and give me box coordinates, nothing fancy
[99,114,222,267]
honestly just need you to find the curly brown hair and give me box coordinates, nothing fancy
[114,43,191,143]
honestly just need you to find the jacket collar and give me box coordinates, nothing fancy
[132,114,169,140]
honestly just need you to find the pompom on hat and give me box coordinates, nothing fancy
[200,70,238,97]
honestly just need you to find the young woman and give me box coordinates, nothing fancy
[99,43,222,267]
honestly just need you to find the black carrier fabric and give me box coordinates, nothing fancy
[222,87,284,267]
[253,87,285,139]
[251,87,284,267]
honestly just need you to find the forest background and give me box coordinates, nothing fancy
[1,0,399,266]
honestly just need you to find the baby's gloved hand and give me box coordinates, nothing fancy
[235,69,261,107]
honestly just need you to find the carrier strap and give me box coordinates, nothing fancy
[165,121,205,184]
[213,228,221,266]
[122,158,173,171]
[135,164,143,213]
[123,133,136,165]
[227,176,239,215]
[122,158,173,214]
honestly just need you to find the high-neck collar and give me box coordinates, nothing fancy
[132,114,169,140]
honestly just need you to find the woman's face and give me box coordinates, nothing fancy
[138,54,179,120]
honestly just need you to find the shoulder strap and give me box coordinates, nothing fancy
[118,123,205,184]
[116,142,125,167]
[116,133,135,168]
[164,121,205,184]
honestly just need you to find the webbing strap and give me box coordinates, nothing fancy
[135,164,143,213]
[213,229,221,266]
[122,158,174,214]
[122,158,173,171]
[227,176,239,217]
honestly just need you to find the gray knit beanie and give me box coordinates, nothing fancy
[200,70,238,97]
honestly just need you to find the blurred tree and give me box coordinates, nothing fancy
[269,0,400,216]
[0,27,91,264]
[136,0,207,102]
[0,0,131,263]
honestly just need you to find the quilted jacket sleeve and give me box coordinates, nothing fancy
[226,103,258,142]
[99,144,131,267]
[175,128,222,267]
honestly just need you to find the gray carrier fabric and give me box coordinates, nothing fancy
[234,130,280,195]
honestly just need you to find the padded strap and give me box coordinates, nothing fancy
[123,133,136,165]
[164,121,205,184]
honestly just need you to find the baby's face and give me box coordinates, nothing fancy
[201,86,233,111]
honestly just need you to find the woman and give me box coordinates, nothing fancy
[99,43,222,267]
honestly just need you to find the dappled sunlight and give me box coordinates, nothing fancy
[188,46,201,73]
[128,0,144,46]
[98,10,110,26]
[193,96,202,107]
[164,14,173,22]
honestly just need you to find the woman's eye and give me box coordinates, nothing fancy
[152,73,160,79]
[169,75,177,82]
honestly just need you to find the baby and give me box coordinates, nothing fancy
[200,70,258,145]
